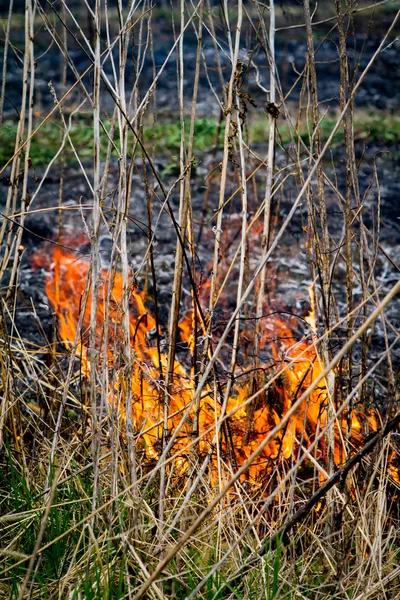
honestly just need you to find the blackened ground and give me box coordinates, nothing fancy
[1,3,399,411]
[1,135,399,410]
[1,5,399,121]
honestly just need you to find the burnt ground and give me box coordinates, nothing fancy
[1,4,399,120]
[0,2,399,409]
[4,138,400,404]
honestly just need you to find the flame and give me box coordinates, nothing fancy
[32,245,397,486]
[304,284,317,332]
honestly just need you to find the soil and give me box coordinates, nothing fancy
[3,139,399,387]
[1,5,399,120]
[0,3,399,407]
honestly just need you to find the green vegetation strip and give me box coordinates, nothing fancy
[0,111,399,168]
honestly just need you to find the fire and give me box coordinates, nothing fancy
[32,245,394,485]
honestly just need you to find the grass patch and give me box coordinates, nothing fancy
[0,117,224,169]
[0,442,135,599]
[1,111,399,169]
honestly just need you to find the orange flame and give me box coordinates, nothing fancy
[32,245,396,485]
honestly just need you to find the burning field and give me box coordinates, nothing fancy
[31,242,396,487]
[1,1,400,599]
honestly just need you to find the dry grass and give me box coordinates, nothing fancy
[0,1,400,598]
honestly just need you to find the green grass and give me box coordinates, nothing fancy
[1,111,399,169]
[0,117,224,169]
[0,444,133,599]
[253,111,400,147]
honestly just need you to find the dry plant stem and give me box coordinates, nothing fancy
[141,12,162,377]
[0,21,33,448]
[218,51,248,455]
[158,0,189,541]
[0,34,28,277]
[196,113,223,244]
[342,4,371,408]
[131,277,400,599]
[258,0,276,258]
[56,0,67,382]
[196,0,228,240]
[166,2,247,535]
[336,0,354,406]
[303,0,336,487]
[117,0,137,490]
[0,302,19,450]
[175,0,243,497]
[252,0,276,439]
[89,0,102,519]
[165,84,249,538]
[5,0,35,310]
[104,4,134,507]
[207,0,241,310]
[198,0,242,385]
[0,0,13,126]
[181,0,205,502]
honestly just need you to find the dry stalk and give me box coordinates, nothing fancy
[303,0,336,495]
[252,0,276,441]
[0,0,14,126]
[88,0,102,528]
